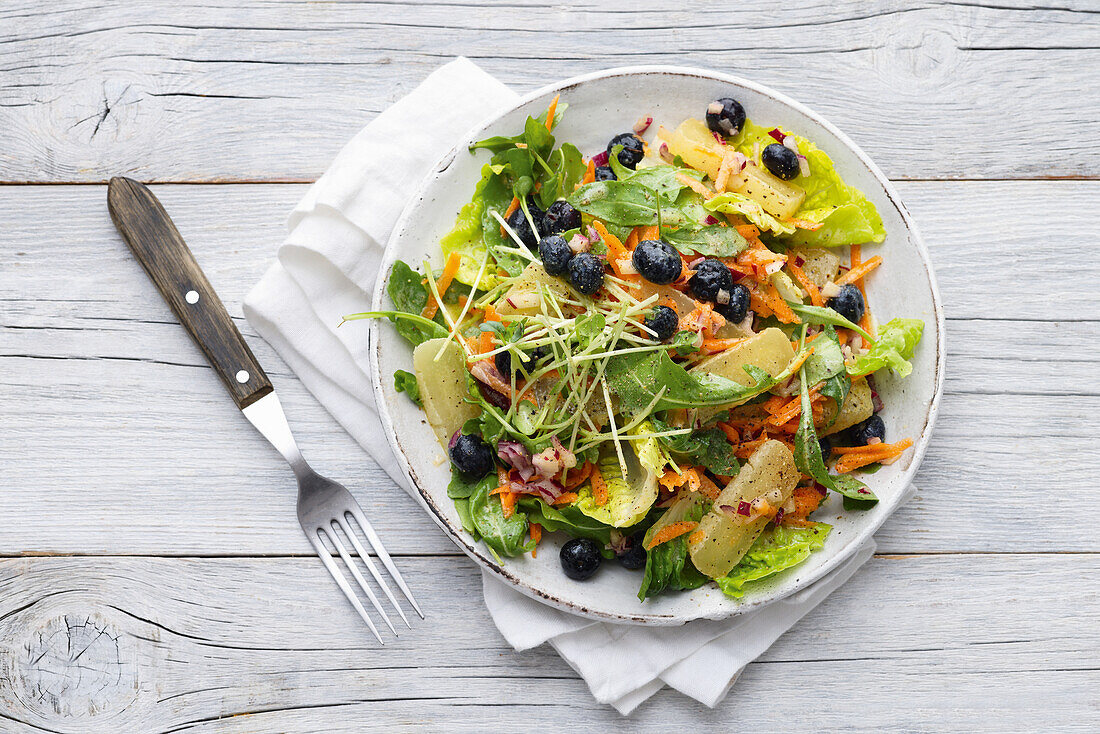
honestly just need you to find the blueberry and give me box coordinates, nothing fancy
[504,196,546,249]
[449,434,494,479]
[538,234,573,276]
[851,415,886,446]
[688,259,734,302]
[528,345,551,364]
[818,436,832,461]
[494,350,512,377]
[543,200,582,235]
[607,133,644,170]
[594,165,617,181]
[705,97,746,137]
[714,282,750,323]
[644,305,679,341]
[632,239,682,285]
[568,252,605,295]
[617,532,647,570]
[762,143,799,181]
[560,538,602,580]
[827,284,865,324]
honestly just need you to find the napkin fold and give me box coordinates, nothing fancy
[244,58,899,714]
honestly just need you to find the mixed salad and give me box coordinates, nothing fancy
[350,94,924,601]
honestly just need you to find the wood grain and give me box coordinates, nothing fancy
[107,177,273,408]
[0,0,1098,182]
[1,555,1097,732]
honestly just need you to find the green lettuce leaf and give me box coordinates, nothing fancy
[439,164,514,287]
[848,318,925,378]
[704,191,795,235]
[730,120,885,247]
[393,370,421,406]
[516,497,613,543]
[567,180,691,228]
[467,475,533,559]
[663,223,749,257]
[654,419,740,476]
[638,493,710,600]
[714,522,831,598]
[574,442,659,528]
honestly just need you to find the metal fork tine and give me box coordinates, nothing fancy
[346,505,424,619]
[336,515,410,629]
[327,520,397,636]
[307,531,384,644]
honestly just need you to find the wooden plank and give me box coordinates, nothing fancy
[0,555,1096,732]
[1,0,1098,182]
[1,182,1097,555]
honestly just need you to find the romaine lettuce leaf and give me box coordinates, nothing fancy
[439,164,513,287]
[638,493,710,600]
[714,522,831,598]
[848,318,924,378]
[574,442,659,528]
[704,191,796,235]
[730,120,885,247]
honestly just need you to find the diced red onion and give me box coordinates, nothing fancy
[591,150,609,167]
[782,135,799,153]
[705,215,720,225]
[794,255,806,267]
[633,116,653,135]
[688,256,705,269]
[568,233,590,254]
[619,260,638,275]
[716,288,731,305]
[797,154,810,178]
[478,382,510,410]
[871,391,884,414]
[712,131,727,146]
[774,508,785,525]
[814,482,827,496]
[737,501,751,516]
[659,143,674,163]
[767,128,785,143]
[867,437,882,445]
[857,488,871,495]
[587,225,602,243]
[506,297,517,308]
[448,430,461,451]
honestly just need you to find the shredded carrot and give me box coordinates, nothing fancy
[765,282,800,324]
[421,252,462,319]
[482,303,502,323]
[697,474,722,500]
[833,439,913,473]
[624,227,640,251]
[498,467,510,486]
[580,159,596,186]
[716,421,742,444]
[552,491,579,506]
[504,196,520,219]
[676,173,714,199]
[783,346,814,376]
[789,486,825,521]
[591,220,635,279]
[645,521,699,550]
[735,434,769,459]
[848,245,874,347]
[500,491,516,518]
[836,256,882,287]
[658,469,686,490]
[832,438,914,456]
[735,224,761,239]
[490,485,509,496]
[785,217,824,231]
[529,522,542,556]
[637,225,660,242]
[688,530,705,545]
[545,94,559,132]
[563,461,593,491]
[478,330,494,355]
[787,262,824,308]
[766,385,821,427]
[589,463,608,506]
[699,337,746,354]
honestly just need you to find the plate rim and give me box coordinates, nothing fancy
[369,64,946,625]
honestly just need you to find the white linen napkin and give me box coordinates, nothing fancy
[244,57,902,714]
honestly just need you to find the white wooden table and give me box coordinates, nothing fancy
[2,1,1098,730]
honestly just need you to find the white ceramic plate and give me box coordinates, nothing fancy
[370,67,944,625]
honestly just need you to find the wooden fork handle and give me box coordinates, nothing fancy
[107,176,273,409]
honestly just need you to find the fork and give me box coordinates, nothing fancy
[108,177,422,642]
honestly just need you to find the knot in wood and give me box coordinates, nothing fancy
[7,613,138,723]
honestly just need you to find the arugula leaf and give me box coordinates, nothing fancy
[638,496,710,600]
[516,497,613,543]
[448,471,491,500]
[663,224,749,257]
[608,156,705,202]
[605,350,780,417]
[346,261,449,347]
[654,420,740,476]
[468,476,533,558]
[802,325,850,426]
[453,498,478,535]
[715,523,831,598]
[786,302,874,342]
[793,357,878,507]
[848,318,924,378]
[393,370,421,406]
[668,330,701,356]
[568,180,690,228]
